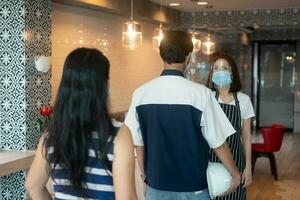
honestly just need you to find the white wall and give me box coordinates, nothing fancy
[52,3,163,113]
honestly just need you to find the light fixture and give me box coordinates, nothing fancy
[189,12,201,52]
[240,32,249,46]
[202,34,216,55]
[122,0,142,50]
[153,24,164,51]
[197,1,208,5]
[286,55,295,63]
[169,3,180,6]
[153,0,165,51]
[34,55,51,73]
[190,31,201,52]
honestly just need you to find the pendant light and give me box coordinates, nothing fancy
[152,24,164,51]
[190,31,201,52]
[189,13,201,52]
[122,0,142,50]
[202,33,215,55]
[152,0,164,51]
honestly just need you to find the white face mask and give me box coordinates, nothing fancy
[212,71,232,88]
[212,58,232,88]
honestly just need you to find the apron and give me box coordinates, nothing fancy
[209,92,246,200]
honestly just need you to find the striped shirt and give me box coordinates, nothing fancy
[48,139,115,200]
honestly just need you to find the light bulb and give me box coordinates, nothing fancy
[122,21,142,50]
[191,33,201,52]
[202,35,216,55]
[152,26,164,51]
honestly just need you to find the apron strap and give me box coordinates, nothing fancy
[215,90,219,99]
[233,93,242,129]
[215,91,242,130]
[215,91,238,108]
[233,93,240,107]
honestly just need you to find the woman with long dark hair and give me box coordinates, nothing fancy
[207,52,255,200]
[26,48,137,200]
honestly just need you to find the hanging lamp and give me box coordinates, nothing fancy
[152,24,164,51]
[190,31,201,52]
[189,13,201,52]
[152,0,164,51]
[122,0,142,50]
[202,33,215,55]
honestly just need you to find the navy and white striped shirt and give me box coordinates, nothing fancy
[125,69,235,192]
[48,136,115,200]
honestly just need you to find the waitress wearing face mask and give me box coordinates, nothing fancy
[207,52,255,200]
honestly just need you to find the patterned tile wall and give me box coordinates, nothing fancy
[181,7,300,28]
[0,0,26,151]
[24,0,52,150]
[252,29,300,40]
[0,1,27,199]
[0,0,51,199]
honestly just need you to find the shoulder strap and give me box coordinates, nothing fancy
[215,91,219,100]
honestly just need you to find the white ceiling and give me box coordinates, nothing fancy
[149,0,300,12]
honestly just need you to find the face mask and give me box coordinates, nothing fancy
[212,71,232,88]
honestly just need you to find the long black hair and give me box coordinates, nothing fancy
[44,48,116,191]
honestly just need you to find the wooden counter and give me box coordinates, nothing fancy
[0,150,35,177]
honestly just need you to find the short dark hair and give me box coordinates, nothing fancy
[206,52,242,93]
[159,30,193,64]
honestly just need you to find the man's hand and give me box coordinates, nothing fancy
[222,173,241,196]
[143,182,147,197]
[140,174,147,197]
[213,142,241,196]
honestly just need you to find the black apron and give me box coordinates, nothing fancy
[209,92,246,200]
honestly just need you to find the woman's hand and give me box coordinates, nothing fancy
[242,166,252,188]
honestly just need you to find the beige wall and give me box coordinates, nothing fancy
[52,3,163,113]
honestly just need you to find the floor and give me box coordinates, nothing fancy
[36,132,300,200]
[248,132,300,200]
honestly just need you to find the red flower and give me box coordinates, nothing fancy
[40,107,53,117]
[38,107,53,133]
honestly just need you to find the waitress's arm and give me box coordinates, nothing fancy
[241,118,252,187]
[25,135,51,200]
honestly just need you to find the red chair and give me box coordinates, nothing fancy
[252,124,285,180]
